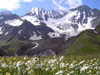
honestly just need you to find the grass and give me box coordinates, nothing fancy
[65,30,100,55]
[0,37,27,55]
[0,56,100,75]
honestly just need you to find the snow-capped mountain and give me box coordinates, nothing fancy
[22,5,100,40]
[0,11,57,40]
[25,8,66,21]
[0,11,21,24]
[45,5,100,39]
[0,5,100,56]
[0,5,100,41]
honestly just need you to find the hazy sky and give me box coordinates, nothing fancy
[0,0,99,15]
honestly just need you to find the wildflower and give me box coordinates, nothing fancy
[6,72,11,75]
[70,63,76,68]
[59,56,64,61]
[1,63,8,68]
[28,69,35,75]
[13,57,16,61]
[24,56,28,60]
[91,71,94,74]
[16,61,23,67]
[45,68,50,71]
[55,70,64,75]
[0,69,2,72]
[37,64,43,68]
[67,71,74,75]
[32,57,39,62]
[25,60,32,66]
[60,62,65,68]
[79,60,85,65]
[80,65,89,71]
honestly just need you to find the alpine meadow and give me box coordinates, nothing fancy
[0,0,100,75]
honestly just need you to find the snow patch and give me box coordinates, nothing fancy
[31,8,39,15]
[78,17,95,31]
[5,32,8,35]
[75,11,81,20]
[94,31,98,34]
[29,32,42,40]
[18,30,23,34]
[48,32,60,38]
[5,19,23,26]
[45,10,79,33]
[22,16,41,26]
[0,17,3,19]
[0,27,3,34]
[32,42,39,49]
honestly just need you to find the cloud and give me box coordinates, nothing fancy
[0,0,32,11]
[66,0,83,8]
[52,0,83,10]
[0,0,20,11]
[37,0,45,1]
[22,0,32,2]
[52,0,67,11]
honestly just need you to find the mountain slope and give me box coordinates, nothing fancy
[43,5,100,39]
[0,37,27,56]
[64,25,100,55]
[0,5,100,41]
[0,5,100,56]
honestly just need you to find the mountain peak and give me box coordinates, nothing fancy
[71,5,91,11]
[0,11,12,15]
[28,7,45,16]
[79,5,90,8]
[78,5,91,10]
[31,7,45,12]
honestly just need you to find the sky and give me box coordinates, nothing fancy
[0,0,100,16]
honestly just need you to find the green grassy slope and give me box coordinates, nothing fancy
[65,29,100,55]
[0,37,27,55]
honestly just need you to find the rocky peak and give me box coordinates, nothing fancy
[0,11,12,15]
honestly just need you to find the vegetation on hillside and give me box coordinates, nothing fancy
[65,29,100,55]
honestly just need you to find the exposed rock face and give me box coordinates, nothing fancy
[39,49,56,57]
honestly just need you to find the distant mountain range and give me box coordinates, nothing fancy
[0,5,100,56]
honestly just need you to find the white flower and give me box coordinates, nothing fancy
[67,71,74,75]
[16,61,23,67]
[25,60,32,66]
[70,63,76,68]
[59,56,64,61]
[45,68,50,71]
[59,71,64,73]
[55,70,64,75]
[24,56,28,60]
[79,60,85,65]
[37,64,43,68]
[66,63,69,66]
[1,63,8,68]
[28,70,34,74]
[80,65,89,71]
[60,62,65,68]
[32,57,39,62]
